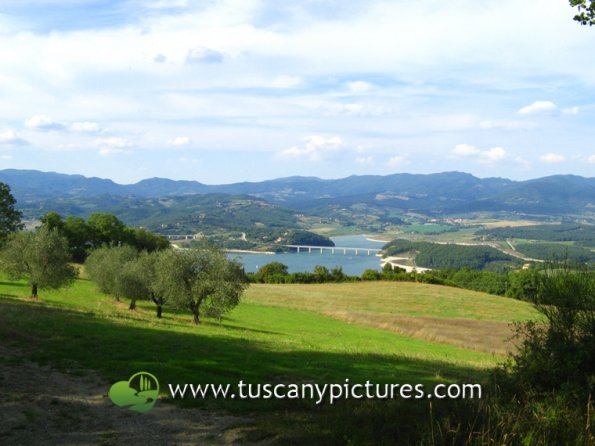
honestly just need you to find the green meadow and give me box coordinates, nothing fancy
[0,277,539,442]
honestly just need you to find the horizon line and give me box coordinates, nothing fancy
[1,168,592,188]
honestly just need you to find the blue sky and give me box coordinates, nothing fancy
[1,0,594,184]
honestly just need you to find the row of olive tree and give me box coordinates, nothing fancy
[85,245,248,324]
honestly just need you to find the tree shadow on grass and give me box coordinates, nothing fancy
[208,322,282,336]
[0,281,28,288]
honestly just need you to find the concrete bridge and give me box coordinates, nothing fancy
[284,245,382,256]
[165,234,198,240]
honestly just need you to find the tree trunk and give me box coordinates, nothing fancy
[151,294,163,319]
[129,299,136,310]
[192,304,200,324]
[31,284,38,299]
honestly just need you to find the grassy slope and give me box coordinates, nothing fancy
[244,283,539,356]
[0,279,494,379]
[0,278,539,441]
[244,282,536,321]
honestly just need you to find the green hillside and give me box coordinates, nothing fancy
[0,278,539,443]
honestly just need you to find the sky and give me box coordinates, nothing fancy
[1,0,595,185]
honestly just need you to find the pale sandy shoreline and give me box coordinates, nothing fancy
[381,256,432,273]
[365,237,391,243]
[225,249,276,255]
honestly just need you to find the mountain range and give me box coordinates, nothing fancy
[1,169,594,230]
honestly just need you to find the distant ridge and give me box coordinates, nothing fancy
[1,168,594,217]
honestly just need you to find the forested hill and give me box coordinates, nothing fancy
[1,169,594,217]
[12,192,300,236]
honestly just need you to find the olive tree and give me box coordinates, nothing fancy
[0,227,77,298]
[85,245,137,301]
[116,251,162,313]
[154,246,248,324]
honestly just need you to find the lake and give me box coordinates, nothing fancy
[226,235,386,276]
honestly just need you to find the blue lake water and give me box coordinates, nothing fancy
[227,235,386,276]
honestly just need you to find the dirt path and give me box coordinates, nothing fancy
[0,345,274,446]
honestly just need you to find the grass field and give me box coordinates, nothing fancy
[245,283,539,356]
[0,277,540,443]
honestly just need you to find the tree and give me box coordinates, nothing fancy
[570,0,595,26]
[140,251,167,318]
[87,213,127,247]
[115,252,156,310]
[313,265,330,283]
[85,245,137,301]
[41,212,169,263]
[125,227,170,253]
[64,215,93,262]
[0,182,23,244]
[154,246,248,324]
[362,269,382,280]
[329,266,347,282]
[508,261,594,394]
[506,268,540,300]
[254,261,289,282]
[0,227,77,298]
[40,211,65,232]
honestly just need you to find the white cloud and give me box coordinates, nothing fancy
[185,47,226,64]
[562,106,579,115]
[56,143,83,152]
[26,116,100,134]
[452,144,506,163]
[540,152,566,163]
[513,156,531,167]
[98,137,133,156]
[480,146,506,162]
[327,103,364,115]
[168,136,191,146]
[346,81,374,94]
[279,135,343,161]
[70,121,101,133]
[479,120,537,130]
[25,114,65,131]
[99,148,127,156]
[388,155,407,167]
[517,101,557,115]
[0,129,27,145]
[355,156,374,165]
[100,137,133,148]
[270,75,302,89]
[587,155,595,164]
[146,0,189,9]
[452,144,480,156]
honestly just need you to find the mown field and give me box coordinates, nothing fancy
[0,277,540,443]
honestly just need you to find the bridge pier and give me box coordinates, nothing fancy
[285,245,381,256]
